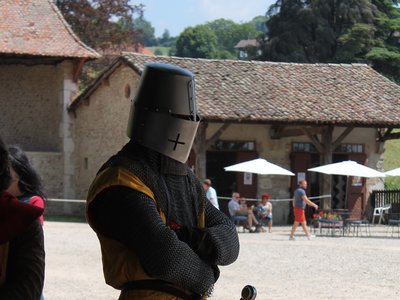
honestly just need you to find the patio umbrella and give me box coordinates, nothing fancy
[308,160,386,208]
[224,158,295,176]
[385,167,400,176]
[308,160,386,178]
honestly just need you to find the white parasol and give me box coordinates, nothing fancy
[385,167,400,176]
[224,158,294,176]
[308,160,385,208]
[308,160,386,178]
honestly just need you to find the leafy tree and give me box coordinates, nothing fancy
[55,0,143,50]
[250,16,269,34]
[159,30,171,44]
[205,19,259,58]
[157,30,177,47]
[134,17,157,46]
[175,19,263,59]
[365,0,400,82]
[175,25,218,58]
[260,0,400,82]
[56,0,145,90]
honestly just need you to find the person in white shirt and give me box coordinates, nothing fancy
[203,179,219,210]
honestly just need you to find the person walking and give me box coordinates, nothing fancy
[202,179,219,210]
[289,180,318,240]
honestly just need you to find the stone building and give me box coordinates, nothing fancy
[0,0,99,199]
[2,1,400,223]
[68,53,400,223]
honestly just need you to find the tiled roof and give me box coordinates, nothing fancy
[71,52,400,127]
[234,39,259,48]
[0,0,99,58]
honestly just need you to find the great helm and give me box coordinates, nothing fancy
[127,63,200,163]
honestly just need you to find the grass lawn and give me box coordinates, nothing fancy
[148,46,170,56]
[384,138,400,189]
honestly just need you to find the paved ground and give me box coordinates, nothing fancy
[43,222,400,299]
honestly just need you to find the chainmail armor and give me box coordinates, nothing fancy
[92,141,239,296]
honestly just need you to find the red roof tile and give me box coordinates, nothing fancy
[0,0,99,58]
[70,53,400,127]
[234,39,259,48]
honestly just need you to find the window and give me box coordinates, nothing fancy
[212,140,255,151]
[292,143,317,152]
[334,144,363,153]
[292,143,364,153]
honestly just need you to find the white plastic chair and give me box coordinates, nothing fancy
[372,204,391,224]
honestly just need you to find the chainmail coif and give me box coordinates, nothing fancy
[89,140,240,296]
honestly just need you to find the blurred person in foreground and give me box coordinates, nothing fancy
[86,63,239,299]
[7,145,46,225]
[0,137,45,299]
[289,180,318,240]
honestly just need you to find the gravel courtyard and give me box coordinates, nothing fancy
[43,221,400,300]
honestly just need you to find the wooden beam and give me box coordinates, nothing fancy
[301,127,324,153]
[379,131,400,141]
[193,122,208,179]
[205,123,231,149]
[332,127,354,149]
[375,127,400,142]
[270,125,323,139]
[73,58,87,83]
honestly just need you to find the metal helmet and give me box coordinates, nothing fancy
[127,63,200,163]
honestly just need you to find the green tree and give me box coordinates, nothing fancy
[365,0,400,82]
[250,15,269,33]
[260,0,400,82]
[175,25,218,58]
[205,19,259,58]
[55,0,143,50]
[134,17,157,46]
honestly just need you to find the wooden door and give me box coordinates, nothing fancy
[290,152,311,195]
[235,151,258,199]
[346,153,367,218]
[289,152,313,223]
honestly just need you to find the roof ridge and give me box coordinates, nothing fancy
[48,0,99,58]
[122,52,368,67]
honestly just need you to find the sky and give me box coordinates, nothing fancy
[136,0,276,37]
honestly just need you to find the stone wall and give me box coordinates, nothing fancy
[0,64,64,151]
[71,64,138,198]
[27,151,64,198]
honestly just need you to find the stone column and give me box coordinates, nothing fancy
[60,61,77,199]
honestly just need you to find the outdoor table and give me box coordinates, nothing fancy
[318,219,344,236]
[333,209,351,221]
[344,219,371,237]
[387,219,400,238]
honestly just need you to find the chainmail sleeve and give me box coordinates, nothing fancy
[203,198,240,266]
[89,186,217,295]
[189,174,240,266]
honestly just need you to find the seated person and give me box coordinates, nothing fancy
[239,197,248,209]
[255,193,273,232]
[228,192,260,232]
